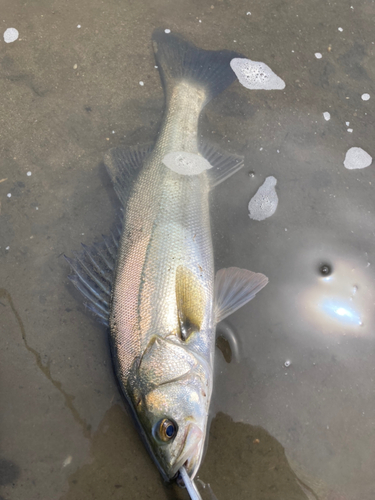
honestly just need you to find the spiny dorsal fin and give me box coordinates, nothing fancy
[104,144,153,205]
[175,265,206,340]
[199,141,244,189]
[215,267,268,323]
[65,227,122,326]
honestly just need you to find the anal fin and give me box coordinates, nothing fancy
[199,141,244,189]
[215,267,268,323]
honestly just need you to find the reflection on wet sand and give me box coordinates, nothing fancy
[61,405,313,500]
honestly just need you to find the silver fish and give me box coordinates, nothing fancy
[66,30,268,484]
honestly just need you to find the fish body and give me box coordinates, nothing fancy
[66,30,268,484]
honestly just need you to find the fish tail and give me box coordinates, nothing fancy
[152,29,243,105]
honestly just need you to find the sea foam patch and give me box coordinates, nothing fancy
[3,28,19,43]
[344,147,372,170]
[230,58,285,90]
[248,176,278,221]
[163,152,212,176]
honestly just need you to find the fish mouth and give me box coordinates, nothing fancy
[171,422,204,479]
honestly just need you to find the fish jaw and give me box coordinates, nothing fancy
[171,422,205,479]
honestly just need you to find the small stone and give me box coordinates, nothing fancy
[361,93,370,101]
[27,171,32,176]
[73,64,78,69]
[7,193,11,198]
[139,81,144,86]
[164,29,171,34]
[315,52,322,59]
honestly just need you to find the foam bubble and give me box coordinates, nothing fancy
[4,28,19,43]
[248,176,278,221]
[323,112,331,121]
[344,147,372,170]
[162,152,212,176]
[361,93,370,101]
[315,52,322,59]
[230,58,285,90]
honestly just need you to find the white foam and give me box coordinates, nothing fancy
[248,176,278,221]
[361,93,370,101]
[315,52,322,59]
[230,58,285,90]
[323,112,331,121]
[347,128,353,133]
[344,147,372,170]
[4,28,19,43]
[162,152,212,176]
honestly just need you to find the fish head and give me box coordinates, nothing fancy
[139,377,209,480]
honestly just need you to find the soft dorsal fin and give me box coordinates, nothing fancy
[175,265,206,340]
[199,141,244,189]
[104,144,153,205]
[215,267,268,323]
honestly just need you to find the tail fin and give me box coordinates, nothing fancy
[152,29,244,103]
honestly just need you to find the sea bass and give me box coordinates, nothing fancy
[66,30,268,484]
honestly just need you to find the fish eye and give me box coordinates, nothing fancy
[156,418,178,442]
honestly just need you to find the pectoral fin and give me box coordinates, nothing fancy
[214,267,268,323]
[176,265,206,340]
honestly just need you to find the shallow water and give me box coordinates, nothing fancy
[1,1,374,499]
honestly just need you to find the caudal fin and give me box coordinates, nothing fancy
[152,29,243,104]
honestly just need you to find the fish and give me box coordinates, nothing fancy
[66,29,268,485]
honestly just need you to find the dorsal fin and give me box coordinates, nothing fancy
[64,226,121,326]
[104,144,153,205]
[175,265,206,340]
